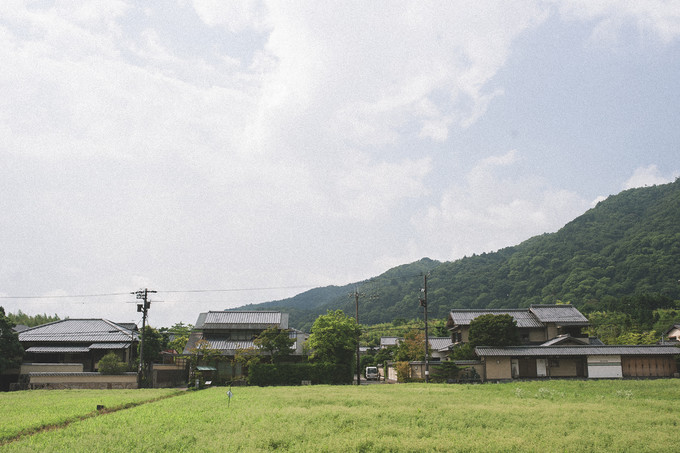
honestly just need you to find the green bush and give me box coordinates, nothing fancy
[248,363,353,386]
[430,361,460,383]
[98,352,126,375]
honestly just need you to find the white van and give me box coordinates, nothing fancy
[365,366,379,380]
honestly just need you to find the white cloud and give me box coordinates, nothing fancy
[558,0,680,44]
[192,0,267,33]
[2,2,678,326]
[413,150,590,259]
[623,165,677,189]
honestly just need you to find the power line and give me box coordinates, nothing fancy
[0,285,321,300]
[0,292,130,299]
[159,285,318,294]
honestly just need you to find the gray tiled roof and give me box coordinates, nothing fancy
[89,343,132,349]
[202,339,256,352]
[475,345,680,357]
[448,309,544,328]
[19,319,138,343]
[429,337,454,351]
[25,346,91,353]
[196,311,288,329]
[529,305,589,325]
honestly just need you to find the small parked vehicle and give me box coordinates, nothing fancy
[365,366,379,380]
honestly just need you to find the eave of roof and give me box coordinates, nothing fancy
[25,346,91,353]
[475,345,680,357]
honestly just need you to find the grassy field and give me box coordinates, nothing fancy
[1,380,679,452]
[0,388,182,441]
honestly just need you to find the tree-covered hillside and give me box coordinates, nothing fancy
[242,179,680,332]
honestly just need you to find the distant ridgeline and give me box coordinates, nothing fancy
[240,179,680,332]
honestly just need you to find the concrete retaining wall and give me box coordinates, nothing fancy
[27,372,138,389]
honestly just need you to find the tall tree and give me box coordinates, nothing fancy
[468,314,520,347]
[306,310,360,365]
[0,307,24,373]
[161,322,193,355]
[253,326,295,364]
[138,326,164,368]
[394,329,426,361]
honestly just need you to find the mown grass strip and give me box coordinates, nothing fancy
[0,389,185,445]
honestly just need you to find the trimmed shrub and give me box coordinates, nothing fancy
[248,363,353,386]
[98,352,126,375]
[430,361,461,383]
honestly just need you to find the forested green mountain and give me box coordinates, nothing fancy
[241,179,680,332]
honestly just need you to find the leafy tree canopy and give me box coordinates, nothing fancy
[160,322,193,355]
[306,310,360,366]
[138,326,164,366]
[0,306,24,373]
[468,314,519,348]
[6,310,60,327]
[394,329,426,362]
[254,327,295,363]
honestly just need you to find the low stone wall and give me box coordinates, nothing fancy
[26,372,138,389]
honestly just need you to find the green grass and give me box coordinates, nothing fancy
[1,380,679,452]
[0,388,182,441]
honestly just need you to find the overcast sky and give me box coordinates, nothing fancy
[1,1,679,328]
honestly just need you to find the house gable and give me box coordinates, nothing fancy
[446,305,589,345]
[183,311,297,356]
[17,319,138,372]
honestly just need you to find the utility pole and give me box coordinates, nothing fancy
[351,286,378,386]
[132,288,156,387]
[419,274,429,383]
[354,287,361,386]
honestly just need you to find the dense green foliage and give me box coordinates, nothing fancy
[159,322,192,354]
[2,382,680,451]
[429,361,461,382]
[0,307,23,374]
[138,326,164,368]
[97,352,127,375]
[468,314,520,347]
[5,310,60,328]
[306,310,360,366]
[253,327,295,364]
[360,317,448,347]
[248,363,352,386]
[241,180,680,333]
[394,329,426,361]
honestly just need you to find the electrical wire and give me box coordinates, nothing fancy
[0,292,130,299]
[0,285,323,301]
